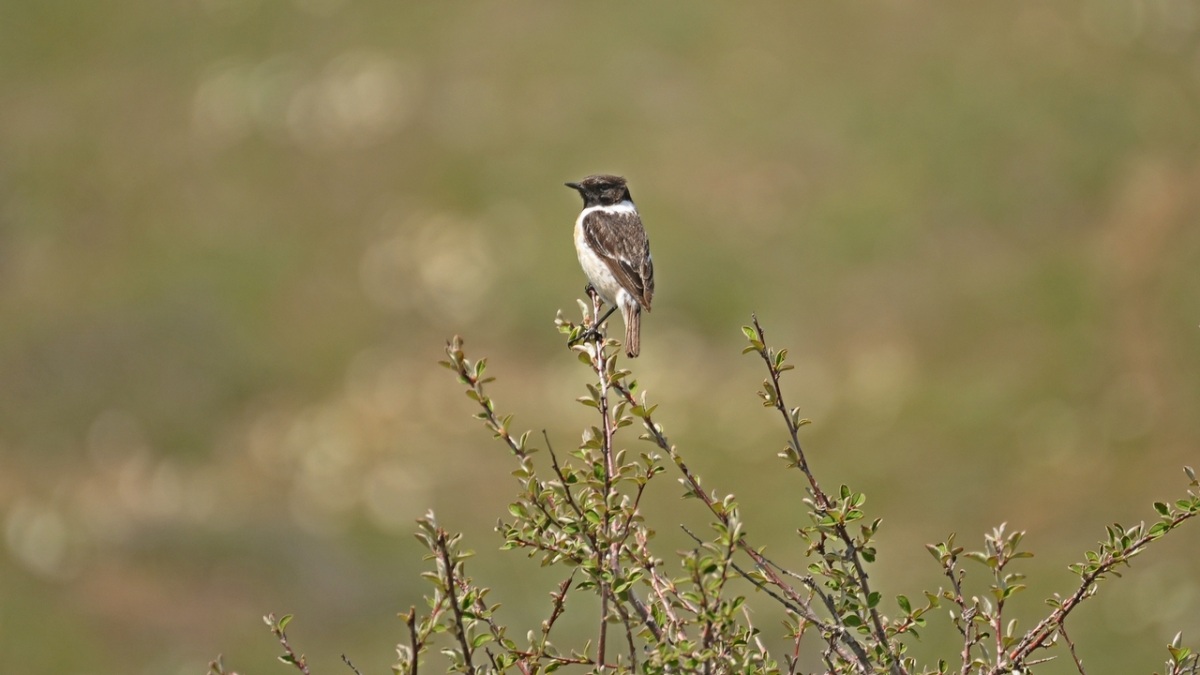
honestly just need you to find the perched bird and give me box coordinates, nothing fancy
[565,174,655,357]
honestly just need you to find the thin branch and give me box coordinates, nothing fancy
[508,651,595,667]
[542,573,576,644]
[265,614,311,675]
[632,529,687,639]
[785,606,814,675]
[756,549,844,622]
[341,654,364,675]
[611,592,640,671]
[461,576,513,672]
[505,535,587,564]
[590,291,614,673]
[612,377,871,673]
[1059,624,1086,675]
[544,432,591,526]
[750,314,902,674]
[405,608,420,675]
[959,607,978,675]
[996,508,1198,673]
[613,479,663,643]
[442,336,529,460]
[541,432,609,562]
[743,604,772,671]
[541,395,664,649]
[435,530,477,675]
[931,549,982,675]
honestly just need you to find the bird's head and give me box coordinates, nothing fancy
[565,174,630,207]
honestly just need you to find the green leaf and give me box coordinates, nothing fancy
[277,614,293,632]
[1002,584,1026,599]
[1168,645,1192,662]
[897,595,912,613]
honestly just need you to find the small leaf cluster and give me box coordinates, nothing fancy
[441,336,533,459]
[263,613,310,675]
[394,514,528,674]
[1162,631,1200,675]
[1068,479,1200,585]
[926,525,1032,672]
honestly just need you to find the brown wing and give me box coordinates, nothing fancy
[581,210,654,310]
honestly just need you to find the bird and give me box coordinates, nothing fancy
[565,174,655,357]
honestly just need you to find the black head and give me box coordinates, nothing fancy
[565,174,631,207]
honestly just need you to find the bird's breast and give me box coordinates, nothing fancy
[574,218,622,306]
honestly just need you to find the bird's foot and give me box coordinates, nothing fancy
[583,283,601,306]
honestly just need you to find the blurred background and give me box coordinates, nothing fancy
[2,1,1199,673]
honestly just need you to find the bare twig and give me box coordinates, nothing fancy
[341,653,364,675]
[1059,624,1086,675]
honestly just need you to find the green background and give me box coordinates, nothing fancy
[2,2,1199,673]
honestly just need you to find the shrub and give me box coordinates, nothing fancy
[214,303,1200,675]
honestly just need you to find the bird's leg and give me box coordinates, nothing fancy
[569,307,617,347]
[568,285,617,347]
[592,305,618,330]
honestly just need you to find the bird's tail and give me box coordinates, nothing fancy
[623,304,641,358]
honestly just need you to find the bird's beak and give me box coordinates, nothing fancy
[564,181,581,190]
